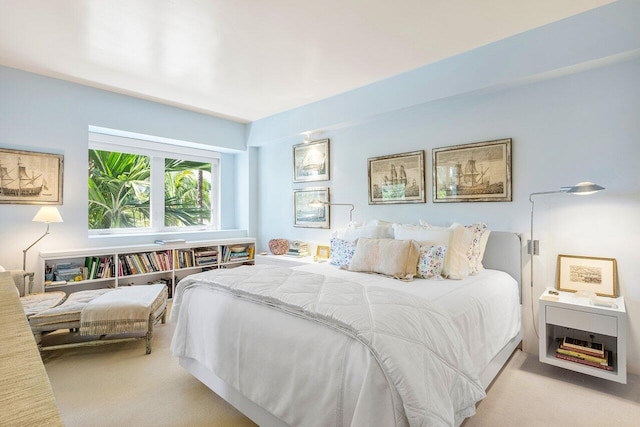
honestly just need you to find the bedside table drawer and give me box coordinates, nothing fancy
[546,306,617,336]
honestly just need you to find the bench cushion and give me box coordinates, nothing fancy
[20,292,66,318]
[29,288,113,328]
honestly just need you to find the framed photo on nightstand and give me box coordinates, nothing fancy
[557,254,617,297]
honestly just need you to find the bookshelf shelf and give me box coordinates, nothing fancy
[39,238,256,298]
[539,291,626,384]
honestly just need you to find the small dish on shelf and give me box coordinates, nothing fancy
[230,246,246,253]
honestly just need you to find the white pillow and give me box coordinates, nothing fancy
[413,221,473,279]
[335,220,394,241]
[347,238,420,281]
[393,223,450,246]
[0,265,5,272]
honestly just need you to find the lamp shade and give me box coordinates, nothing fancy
[32,206,63,223]
[566,181,605,195]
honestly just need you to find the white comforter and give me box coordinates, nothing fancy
[171,265,511,426]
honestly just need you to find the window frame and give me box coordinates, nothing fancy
[88,131,220,236]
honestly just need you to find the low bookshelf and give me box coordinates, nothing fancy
[38,238,256,298]
[538,291,626,384]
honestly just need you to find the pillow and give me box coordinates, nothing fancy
[0,265,5,272]
[342,223,393,242]
[443,223,473,279]
[416,245,447,279]
[478,229,491,270]
[330,238,357,267]
[347,238,420,281]
[465,223,490,275]
[393,223,451,246]
[413,221,473,279]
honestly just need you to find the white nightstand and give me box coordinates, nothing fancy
[255,254,319,268]
[538,290,626,384]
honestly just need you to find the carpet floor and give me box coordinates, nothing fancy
[43,315,639,426]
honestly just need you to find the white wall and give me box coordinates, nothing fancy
[0,66,249,281]
[255,57,640,374]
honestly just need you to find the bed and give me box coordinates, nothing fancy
[171,231,522,426]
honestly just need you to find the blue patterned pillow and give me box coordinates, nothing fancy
[417,245,447,279]
[330,238,357,267]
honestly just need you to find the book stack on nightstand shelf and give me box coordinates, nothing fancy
[554,336,613,371]
[539,290,626,384]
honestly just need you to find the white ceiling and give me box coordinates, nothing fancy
[0,0,614,123]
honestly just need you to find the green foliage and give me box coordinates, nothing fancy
[164,158,212,227]
[88,150,150,229]
[88,151,213,230]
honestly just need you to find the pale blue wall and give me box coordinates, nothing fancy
[255,55,640,373]
[0,66,248,272]
[252,0,640,374]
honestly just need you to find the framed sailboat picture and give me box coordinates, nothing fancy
[432,139,512,203]
[293,187,330,228]
[293,139,330,182]
[0,148,63,205]
[368,150,426,205]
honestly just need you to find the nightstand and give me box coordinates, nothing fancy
[538,291,626,383]
[255,254,318,268]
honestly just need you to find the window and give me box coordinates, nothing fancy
[89,131,219,234]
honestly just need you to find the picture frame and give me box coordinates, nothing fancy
[293,139,330,182]
[368,150,425,205]
[432,138,512,202]
[316,245,330,259]
[293,187,330,229]
[0,148,63,205]
[557,254,617,297]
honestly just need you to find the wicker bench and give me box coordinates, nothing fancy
[29,284,168,354]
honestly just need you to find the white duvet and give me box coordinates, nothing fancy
[171,264,520,427]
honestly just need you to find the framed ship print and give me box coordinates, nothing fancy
[368,150,425,205]
[0,148,63,205]
[432,138,512,202]
[293,187,330,228]
[293,139,330,182]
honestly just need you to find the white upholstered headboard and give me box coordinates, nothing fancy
[482,231,523,295]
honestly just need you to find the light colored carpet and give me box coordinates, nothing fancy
[43,314,639,427]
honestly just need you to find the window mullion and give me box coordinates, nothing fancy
[150,157,165,230]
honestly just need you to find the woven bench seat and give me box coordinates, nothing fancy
[29,284,168,354]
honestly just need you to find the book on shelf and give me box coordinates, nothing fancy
[562,336,605,357]
[556,351,614,371]
[557,345,608,364]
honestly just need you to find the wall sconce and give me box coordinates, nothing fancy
[528,181,604,336]
[309,200,354,222]
[23,206,63,272]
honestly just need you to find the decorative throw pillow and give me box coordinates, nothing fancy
[465,223,489,275]
[347,238,420,281]
[330,238,357,267]
[416,245,447,279]
[400,222,472,279]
